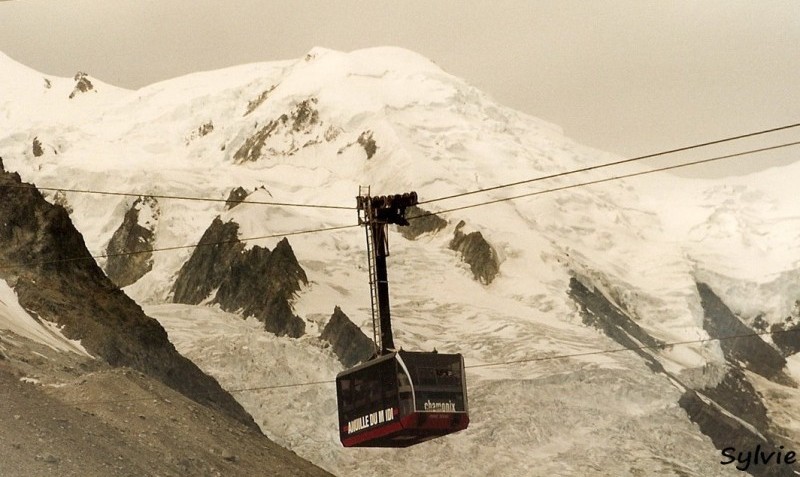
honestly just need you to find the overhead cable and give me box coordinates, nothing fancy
[5,326,799,409]
[419,121,800,205]
[0,183,354,210]
[0,223,360,271]
[410,140,800,220]
[4,139,798,270]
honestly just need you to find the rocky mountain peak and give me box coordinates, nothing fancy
[68,71,95,99]
[225,186,249,210]
[104,196,160,288]
[320,306,374,367]
[172,218,308,337]
[449,220,499,284]
[0,164,256,429]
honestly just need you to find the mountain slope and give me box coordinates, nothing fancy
[0,330,332,477]
[1,46,799,476]
[0,159,260,427]
[0,159,333,475]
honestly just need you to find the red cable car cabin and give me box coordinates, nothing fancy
[336,350,469,447]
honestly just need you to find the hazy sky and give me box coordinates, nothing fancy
[1,0,798,177]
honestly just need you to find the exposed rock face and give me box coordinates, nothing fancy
[225,186,249,210]
[770,310,800,356]
[357,130,377,159]
[68,72,94,99]
[104,196,159,288]
[320,306,375,367]
[198,121,214,137]
[51,190,73,215]
[233,98,322,162]
[172,218,307,337]
[449,220,499,284]
[335,130,380,159]
[571,275,795,476]
[324,125,341,142]
[700,367,770,432]
[569,278,666,373]
[0,161,256,429]
[172,218,245,304]
[678,389,793,477]
[697,282,787,381]
[290,98,319,132]
[234,119,283,161]
[215,239,308,337]
[400,205,447,240]
[185,121,215,145]
[32,137,44,157]
[244,84,278,116]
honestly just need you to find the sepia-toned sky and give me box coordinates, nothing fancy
[1,0,798,177]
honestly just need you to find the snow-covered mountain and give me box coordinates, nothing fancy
[1,46,799,476]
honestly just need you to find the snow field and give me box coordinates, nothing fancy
[0,279,90,356]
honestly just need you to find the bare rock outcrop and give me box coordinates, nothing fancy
[32,137,44,157]
[320,306,375,367]
[0,159,256,429]
[357,130,377,159]
[225,186,249,210]
[697,282,788,381]
[400,205,447,240]
[570,275,794,474]
[233,98,322,162]
[104,196,159,287]
[172,218,307,337]
[0,331,334,477]
[449,220,499,284]
[68,72,94,99]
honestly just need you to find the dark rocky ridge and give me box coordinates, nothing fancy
[69,72,94,99]
[244,84,278,116]
[172,217,307,337]
[32,137,44,157]
[172,218,244,304]
[51,190,73,215]
[449,220,499,285]
[234,98,321,162]
[225,186,249,210]
[769,310,800,357]
[185,121,215,145]
[570,275,796,476]
[702,367,771,433]
[678,389,794,477]
[697,282,788,382]
[0,159,256,429]
[104,196,158,288]
[569,278,666,373]
[399,205,447,240]
[320,306,375,367]
[215,239,307,337]
[357,130,377,159]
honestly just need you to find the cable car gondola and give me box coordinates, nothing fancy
[336,189,469,448]
[337,350,468,447]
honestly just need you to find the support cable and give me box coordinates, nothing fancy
[0,183,354,210]
[419,122,800,206]
[5,327,799,409]
[410,140,800,220]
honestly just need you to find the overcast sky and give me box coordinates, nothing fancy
[1,0,798,177]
